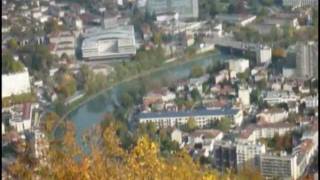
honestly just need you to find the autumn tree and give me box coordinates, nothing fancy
[272,48,287,58]
[8,120,264,179]
[55,73,77,98]
[42,112,60,136]
[184,117,198,132]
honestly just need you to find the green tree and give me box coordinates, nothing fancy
[216,117,232,132]
[209,1,222,17]
[250,89,261,105]
[160,137,180,155]
[190,65,204,78]
[261,0,274,6]
[256,78,267,90]
[28,45,56,72]
[153,32,163,47]
[2,51,24,73]
[44,19,60,34]
[7,38,19,50]
[237,69,250,82]
[119,92,133,108]
[191,88,201,101]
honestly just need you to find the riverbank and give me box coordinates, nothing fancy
[51,49,218,138]
[65,50,217,117]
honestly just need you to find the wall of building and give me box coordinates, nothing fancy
[2,69,31,98]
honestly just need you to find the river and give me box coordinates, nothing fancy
[59,51,232,148]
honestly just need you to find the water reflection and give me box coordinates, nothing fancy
[67,52,231,147]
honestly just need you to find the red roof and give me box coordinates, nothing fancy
[239,125,256,139]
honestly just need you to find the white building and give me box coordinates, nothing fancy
[283,67,295,78]
[212,23,223,37]
[215,14,256,27]
[256,108,288,123]
[236,142,266,170]
[143,88,176,106]
[260,152,299,180]
[101,15,129,29]
[263,91,298,105]
[32,129,49,165]
[256,45,272,64]
[271,82,282,91]
[2,122,5,135]
[188,74,210,95]
[48,31,76,58]
[238,122,295,143]
[238,86,251,107]
[282,0,318,9]
[188,129,223,157]
[303,95,318,108]
[288,102,299,113]
[9,103,33,133]
[215,70,236,84]
[171,129,183,144]
[2,68,31,98]
[228,58,249,73]
[139,108,243,128]
[82,26,137,60]
[147,0,199,20]
[295,41,318,79]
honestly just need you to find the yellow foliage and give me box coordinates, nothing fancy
[272,48,287,58]
[7,122,263,180]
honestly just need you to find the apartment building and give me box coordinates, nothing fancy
[260,152,299,180]
[213,141,237,172]
[138,108,243,128]
[236,142,266,170]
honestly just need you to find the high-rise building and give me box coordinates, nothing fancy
[260,152,299,180]
[147,0,198,20]
[236,142,266,170]
[212,141,237,172]
[238,86,251,108]
[296,41,318,79]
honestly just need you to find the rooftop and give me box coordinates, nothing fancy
[215,14,256,22]
[299,139,314,154]
[10,103,32,122]
[139,108,240,119]
[257,121,294,129]
[190,129,222,139]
